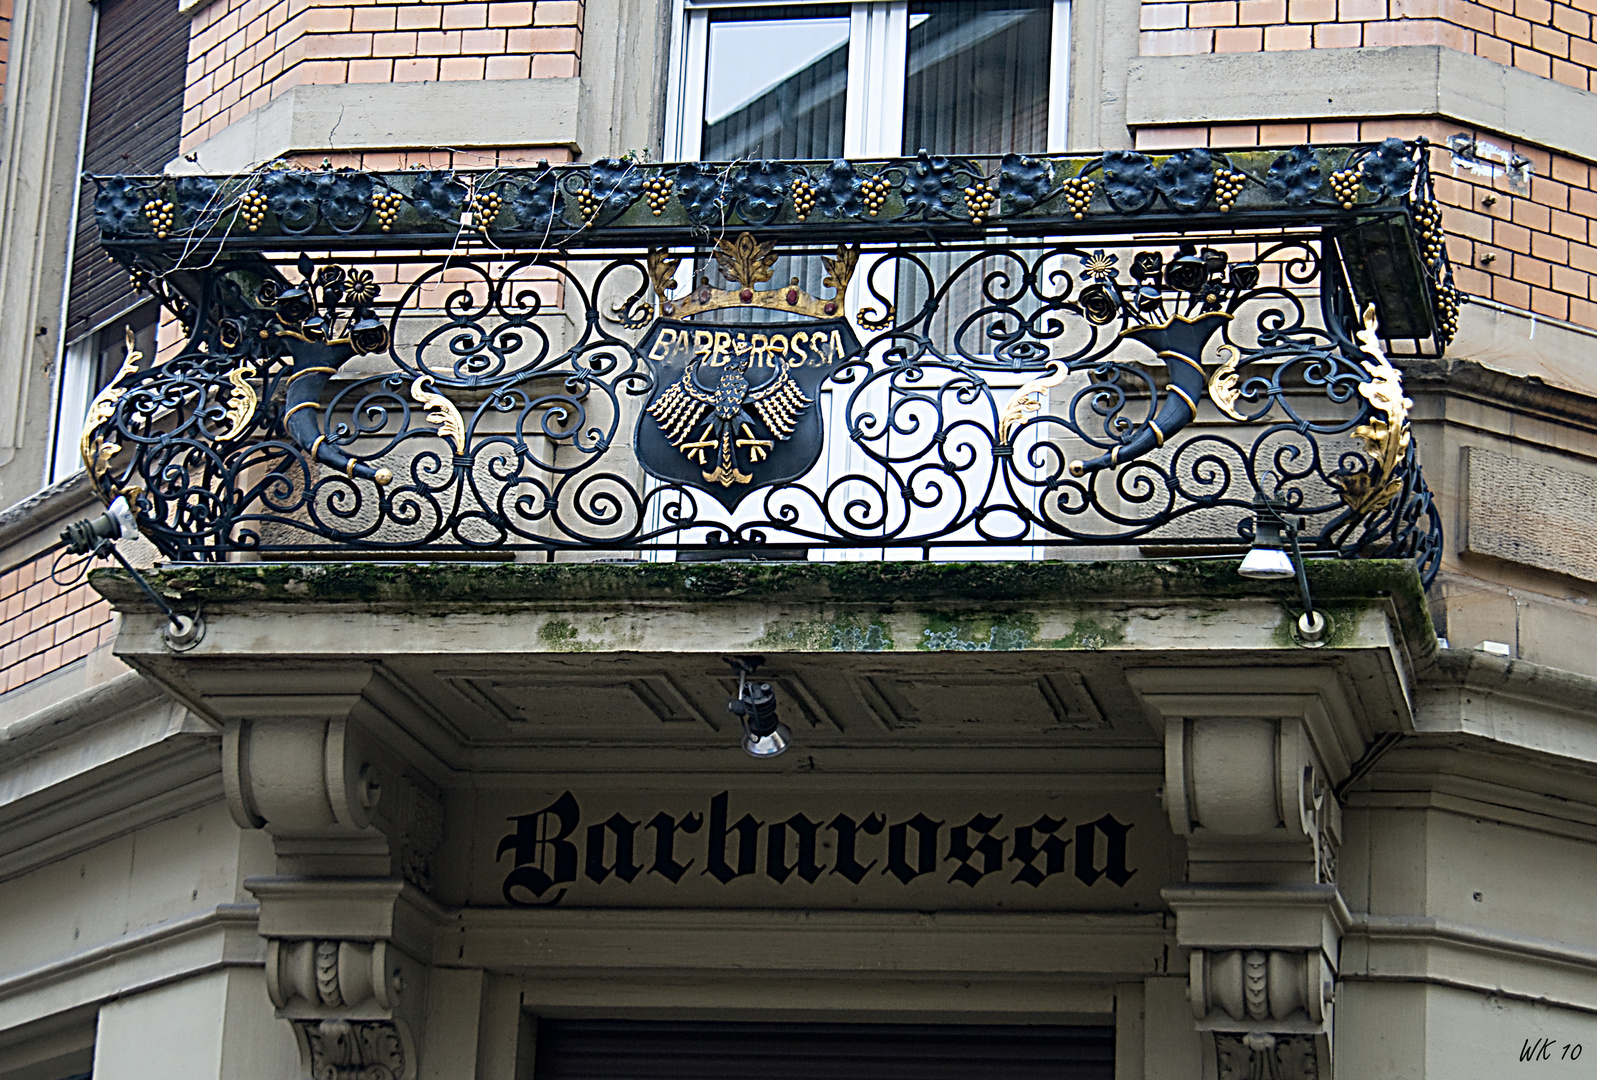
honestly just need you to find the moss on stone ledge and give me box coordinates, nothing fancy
[84,555,1437,658]
[89,556,1430,643]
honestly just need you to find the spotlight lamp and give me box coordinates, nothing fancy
[1240,491,1325,646]
[59,495,204,651]
[725,656,791,759]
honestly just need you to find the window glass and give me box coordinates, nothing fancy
[902,0,1053,157]
[703,5,851,160]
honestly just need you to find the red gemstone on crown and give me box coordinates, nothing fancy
[740,289,753,302]
[823,302,837,315]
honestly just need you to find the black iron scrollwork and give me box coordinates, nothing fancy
[80,143,1449,580]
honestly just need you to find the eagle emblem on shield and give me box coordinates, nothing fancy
[633,236,862,510]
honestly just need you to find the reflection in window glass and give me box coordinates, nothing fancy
[902,0,1052,157]
[703,6,851,160]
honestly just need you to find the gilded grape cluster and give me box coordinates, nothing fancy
[963,183,997,225]
[860,173,891,216]
[575,186,603,221]
[1436,283,1461,343]
[790,178,816,220]
[370,189,404,231]
[472,188,504,231]
[1413,200,1446,265]
[144,197,176,239]
[1213,170,1246,213]
[1329,168,1362,210]
[237,189,269,232]
[643,176,673,215]
[1060,175,1094,220]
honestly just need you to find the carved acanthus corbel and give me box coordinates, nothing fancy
[274,943,415,1080]
[295,1018,413,1080]
[1215,1032,1320,1080]
[1192,948,1332,1080]
[250,877,442,1080]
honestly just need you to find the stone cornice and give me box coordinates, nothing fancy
[1343,912,1597,1016]
[0,471,95,566]
[0,903,261,1031]
[1400,354,1597,439]
[0,671,165,759]
[1128,45,1597,164]
[176,79,583,176]
[0,671,221,884]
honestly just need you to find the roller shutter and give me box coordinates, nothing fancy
[65,0,187,342]
[531,1019,1115,1080]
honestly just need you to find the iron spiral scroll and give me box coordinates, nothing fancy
[81,143,1448,580]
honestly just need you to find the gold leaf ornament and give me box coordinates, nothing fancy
[998,361,1070,445]
[411,374,467,454]
[218,362,259,441]
[80,326,143,479]
[1333,305,1413,517]
[646,248,681,307]
[714,233,777,288]
[1206,343,1248,422]
[821,243,858,293]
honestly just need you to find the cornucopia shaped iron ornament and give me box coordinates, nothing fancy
[77,142,1444,581]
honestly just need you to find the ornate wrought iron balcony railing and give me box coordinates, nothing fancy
[83,141,1449,579]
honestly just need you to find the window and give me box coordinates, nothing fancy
[656,0,1070,559]
[665,0,1071,161]
[50,305,158,485]
[49,0,188,483]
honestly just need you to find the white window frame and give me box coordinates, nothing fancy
[654,0,1069,559]
[49,335,101,486]
[663,0,1071,162]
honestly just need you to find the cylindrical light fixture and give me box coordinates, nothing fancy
[736,680,790,758]
[1239,493,1297,580]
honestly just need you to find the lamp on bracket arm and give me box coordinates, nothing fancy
[1239,490,1325,646]
[725,655,790,759]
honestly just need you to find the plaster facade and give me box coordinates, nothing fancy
[0,0,1596,1078]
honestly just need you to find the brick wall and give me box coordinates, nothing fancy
[0,549,115,697]
[1136,117,1597,327]
[183,0,585,150]
[0,0,12,105]
[289,145,573,169]
[1141,0,1597,92]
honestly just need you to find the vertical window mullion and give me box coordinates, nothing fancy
[843,1,907,157]
[50,339,96,486]
[1047,0,1070,152]
[668,8,711,160]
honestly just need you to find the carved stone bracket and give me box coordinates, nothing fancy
[1215,1032,1320,1080]
[294,1018,414,1080]
[1128,667,1367,885]
[268,938,403,1018]
[250,878,444,1080]
[1190,948,1333,1026]
[1127,666,1378,1080]
[1166,884,1349,1080]
[206,666,444,883]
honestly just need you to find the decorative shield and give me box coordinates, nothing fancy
[635,317,861,509]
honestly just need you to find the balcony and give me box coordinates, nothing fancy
[84,141,1449,579]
